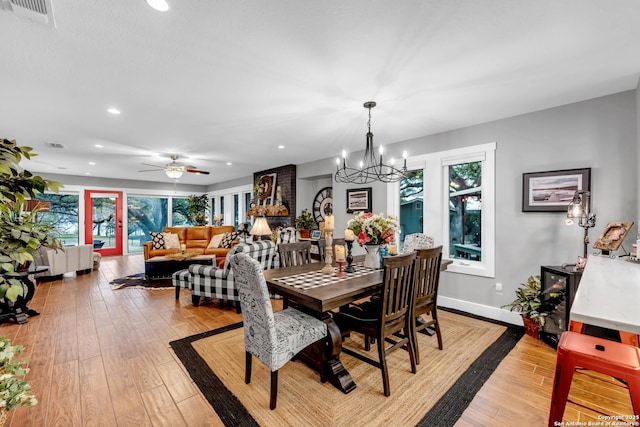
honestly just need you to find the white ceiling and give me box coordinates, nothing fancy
[2,0,640,186]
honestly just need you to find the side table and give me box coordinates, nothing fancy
[0,266,48,324]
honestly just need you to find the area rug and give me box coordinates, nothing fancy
[110,273,173,290]
[170,309,523,427]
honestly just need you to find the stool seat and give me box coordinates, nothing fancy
[548,331,640,426]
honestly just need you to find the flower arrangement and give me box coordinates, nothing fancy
[0,336,37,421]
[346,212,399,246]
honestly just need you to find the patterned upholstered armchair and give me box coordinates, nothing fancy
[230,253,327,409]
[402,233,434,254]
[187,240,277,309]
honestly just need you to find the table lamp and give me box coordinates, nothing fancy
[250,217,272,240]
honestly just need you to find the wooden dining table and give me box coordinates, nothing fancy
[263,257,452,394]
[569,255,640,346]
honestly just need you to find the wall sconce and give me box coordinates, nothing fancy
[566,190,596,257]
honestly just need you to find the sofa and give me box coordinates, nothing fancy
[142,225,237,260]
[172,240,278,309]
[34,244,95,279]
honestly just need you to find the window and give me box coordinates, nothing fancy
[38,193,80,246]
[399,170,423,246]
[127,196,168,253]
[171,197,189,226]
[234,194,239,229]
[397,142,495,278]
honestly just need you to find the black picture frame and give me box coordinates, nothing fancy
[346,187,372,213]
[522,168,591,212]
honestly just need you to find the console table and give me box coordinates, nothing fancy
[0,266,48,324]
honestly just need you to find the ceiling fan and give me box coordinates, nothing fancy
[139,154,210,180]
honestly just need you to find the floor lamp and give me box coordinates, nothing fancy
[566,190,596,258]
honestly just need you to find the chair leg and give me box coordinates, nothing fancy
[192,295,201,307]
[364,335,371,351]
[548,355,574,426]
[245,351,252,384]
[270,370,278,410]
[377,333,390,396]
[175,286,180,300]
[412,317,421,365]
[235,301,241,313]
[432,308,443,350]
[406,325,417,374]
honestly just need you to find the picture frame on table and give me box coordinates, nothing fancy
[522,168,591,212]
[310,230,322,239]
[346,187,372,213]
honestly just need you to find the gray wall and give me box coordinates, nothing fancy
[298,90,638,318]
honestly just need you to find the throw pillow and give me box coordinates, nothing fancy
[219,232,239,248]
[163,232,180,249]
[207,233,225,249]
[150,231,165,250]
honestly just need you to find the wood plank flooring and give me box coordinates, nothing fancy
[0,254,633,426]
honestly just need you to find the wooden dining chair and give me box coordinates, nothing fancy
[316,237,345,262]
[333,252,417,396]
[412,246,444,364]
[278,241,313,268]
[230,253,327,409]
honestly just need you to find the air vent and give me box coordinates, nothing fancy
[0,0,56,26]
[47,142,64,149]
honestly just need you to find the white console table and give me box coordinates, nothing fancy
[569,255,640,346]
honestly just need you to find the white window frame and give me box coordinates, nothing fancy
[389,142,495,278]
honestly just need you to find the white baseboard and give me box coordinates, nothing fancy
[438,296,524,326]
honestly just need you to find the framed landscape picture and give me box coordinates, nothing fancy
[522,168,591,212]
[346,187,372,213]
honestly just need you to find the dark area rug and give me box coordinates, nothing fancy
[169,308,523,427]
[110,273,172,290]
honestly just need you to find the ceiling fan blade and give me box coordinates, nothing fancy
[138,168,162,172]
[186,169,210,175]
[141,162,165,169]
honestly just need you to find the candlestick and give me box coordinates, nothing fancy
[336,261,346,277]
[345,239,356,273]
[388,243,397,255]
[321,231,334,274]
[334,244,346,262]
[324,215,335,232]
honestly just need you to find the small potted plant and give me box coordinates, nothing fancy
[501,275,550,338]
[294,209,316,239]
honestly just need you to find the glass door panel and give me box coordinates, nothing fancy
[84,191,123,256]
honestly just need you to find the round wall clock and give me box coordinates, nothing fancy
[312,186,333,223]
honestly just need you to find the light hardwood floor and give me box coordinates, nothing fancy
[0,254,633,426]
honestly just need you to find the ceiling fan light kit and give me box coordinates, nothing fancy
[139,154,210,181]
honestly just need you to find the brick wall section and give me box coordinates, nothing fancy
[253,164,296,228]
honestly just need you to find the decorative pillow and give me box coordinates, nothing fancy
[208,233,225,249]
[219,232,240,248]
[150,231,165,250]
[163,232,180,249]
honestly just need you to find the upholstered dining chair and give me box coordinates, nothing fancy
[402,233,434,254]
[230,253,327,410]
[333,252,417,396]
[412,246,444,364]
[278,241,313,268]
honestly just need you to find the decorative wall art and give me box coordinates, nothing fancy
[346,187,372,213]
[254,173,277,206]
[522,168,591,212]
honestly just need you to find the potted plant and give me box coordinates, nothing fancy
[186,194,209,226]
[0,138,63,301]
[0,336,37,423]
[501,275,553,338]
[294,209,317,238]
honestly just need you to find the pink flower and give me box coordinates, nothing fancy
[381,229,394,243]
[357,232,370,245]
[362,212,374,219]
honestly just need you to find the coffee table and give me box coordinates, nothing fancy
[144,254,216,284]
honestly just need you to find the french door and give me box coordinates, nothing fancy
[84,190,123,256]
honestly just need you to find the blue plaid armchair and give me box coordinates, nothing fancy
[186,240,277,309]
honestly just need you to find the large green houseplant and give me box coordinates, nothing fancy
[0,138,63,301]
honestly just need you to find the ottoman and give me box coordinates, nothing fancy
[172,269,191,300]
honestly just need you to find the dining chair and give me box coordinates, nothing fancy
[412,246,444,364]
[278,241,313,268]
[229,253,327,410]
[317,237,345,262]
[333,252,417,396]
[402,233,434,254]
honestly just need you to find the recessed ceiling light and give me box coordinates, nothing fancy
[107,108,121,115]
[94,144,103,148]
[226,162,232,166]
[85,172,92,175]
[278,145,285,149]
[88,162,95,165]
[146,0,169,12]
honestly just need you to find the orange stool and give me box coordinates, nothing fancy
[548,331,640,426]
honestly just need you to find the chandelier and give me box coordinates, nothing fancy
[334,101,407,184]
[165,165,184,180]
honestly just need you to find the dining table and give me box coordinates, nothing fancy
[569,255,640,346]
[263,256,451,394]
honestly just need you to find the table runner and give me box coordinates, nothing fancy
[275,264,379,290]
